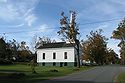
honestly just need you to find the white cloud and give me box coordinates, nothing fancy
[0,23,25,28]
[95,24,109,30]
[27,24,52,37]
[0,0,7,3]
[93,2,117,15]
[14,23,25,27]
[0,0,39,26]
[38,24,50,32]
[0,4,19,21]
[25,14,37,27]
[36,24,60,41]
[110,0,125,5]
[78,0,125,22]
[23,7,34,17]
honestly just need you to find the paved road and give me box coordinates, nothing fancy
[41,65,125,83]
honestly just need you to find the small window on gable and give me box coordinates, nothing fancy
[64,52,67,59]
[53,52,56,59]
[43,53,45,59]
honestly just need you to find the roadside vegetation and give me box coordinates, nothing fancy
[0,63,93,83]
[0,11,125,82]
[115,73,125,83]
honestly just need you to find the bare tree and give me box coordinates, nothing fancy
[31,35,39,54]
[31,35,55,53]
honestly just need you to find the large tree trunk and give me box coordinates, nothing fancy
[76,39,80,68]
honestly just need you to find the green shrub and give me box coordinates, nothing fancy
[0,59,13,65]
[49,69,59,72]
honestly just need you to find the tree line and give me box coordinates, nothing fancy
[0,36,55,64]
[81,29,120,65]
[58,11,123,66]
[0,11,125,66]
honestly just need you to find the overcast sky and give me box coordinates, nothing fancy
[0,0,125,55]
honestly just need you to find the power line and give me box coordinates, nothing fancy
[80,18,122,25]
[0,28,56,34]
[0,17,123,35]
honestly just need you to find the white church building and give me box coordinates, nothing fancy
[37,42,82,67]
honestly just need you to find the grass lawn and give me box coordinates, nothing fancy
[115,73,125,83]
[0,63,93,83]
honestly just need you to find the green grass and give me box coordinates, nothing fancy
[0,64,93,83]
[115,73,125,83]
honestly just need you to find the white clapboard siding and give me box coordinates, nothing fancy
[37,47,75,63]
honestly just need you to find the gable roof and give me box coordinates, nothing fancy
[37,42,75,49]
